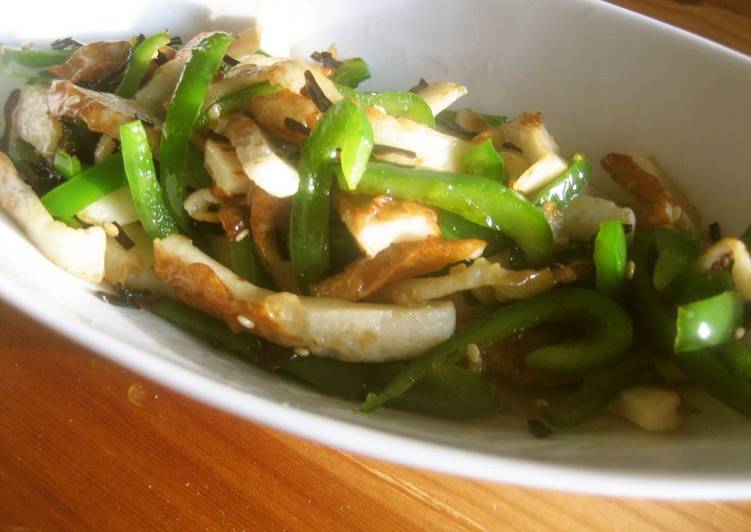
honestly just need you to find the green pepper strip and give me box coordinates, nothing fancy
[437,209,511,254]
[531,153,590,207]
[436,109,506,128]
[630,231,751,418]
[674,348,751,419]
[651,227,699,291]
[229,237,270,288]
[290,99,374,289]
[674,291,742,353]
[120,120,178,240]
[719,341,751,379]
[116,31,171,98]
[338,85,435,127]
[664,270,733,305]
[343,162,553,267]
[159,32,232,232]
[543,359,645,428]
[594,220,627,297]
[41,153,125,219]
[1,47,72,68]
[148,298,261,360]
[283,356,498,418]
[52,149,82,180]
[361,287,633,412]
[185,142,212,189]
[196,81,281,129]
[331,57,371,88]
[461,139,508,184]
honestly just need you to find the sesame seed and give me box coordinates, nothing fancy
[237,315,255,329]
[626,260,636,280]
[735,327,746,340]
[293,347,310,357]
[208,104,221,121]
[234,229,249,242]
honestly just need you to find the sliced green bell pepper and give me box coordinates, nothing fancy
[719,341,751,379]
[331,57,371,88]
[461,139,508,184]
[197,81,281,129]
[338,85,435,126]
[148,298,261,360]
[437,209,511,254]
[159,32,232,232]
[229,237,270,288]
[362,287,633,412]
[343,162,553,267]
[290,99,374,289]
[531,153,590,207]
[674,291,742,353]
[41,153,125,219]
[665,270,734,305]
[674,348,751,419]
[120,120,178,240]
[651,228,699,291]
[543,359,645,428]
[594,220,627,297]
[116,31,171,98]
[52,149,82,180]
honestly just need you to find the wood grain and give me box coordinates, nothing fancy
[2,1,751,530]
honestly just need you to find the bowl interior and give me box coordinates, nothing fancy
[2,0,751,498]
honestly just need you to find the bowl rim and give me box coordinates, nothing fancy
[3,271,751,500]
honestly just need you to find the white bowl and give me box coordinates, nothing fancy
[2,0,751,499]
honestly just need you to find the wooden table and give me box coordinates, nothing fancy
[2,2,751,530]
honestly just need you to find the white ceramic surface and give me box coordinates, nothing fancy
[1,0,751,499]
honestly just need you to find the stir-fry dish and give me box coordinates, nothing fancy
[2,26,751,436]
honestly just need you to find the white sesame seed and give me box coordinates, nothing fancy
[626,260,636,280]
[103,222,119,237]
[237,315,255,329]
[234,228,249,242]
[293,347,310,357]
[208,104,221,121]
[466,343,481,365]
[735,327,746,340]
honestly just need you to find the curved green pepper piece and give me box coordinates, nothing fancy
[229,237,271,288]
[52,149,82,180]
[543,359,645,428]
[594,220,627,297]
[437,209,511,253]
[665,270,733,305]
[331,58,371,88]
[674,291,742,353]
[674,348,751,419]
[41,153,125,219]
[148,298,261,360]
[651,227,699,291]
[719,341,751,379]
[531,153,590,207]
[344,162,553,266]
[290,99,374,289]
[159,32,232,232]
[197,81,281,129]
[120,120,178,240]
[116,31,170,97]
[461,139,508,184]
[1,47,71,68]
[361,287,633,412]
[338,85,435,126]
